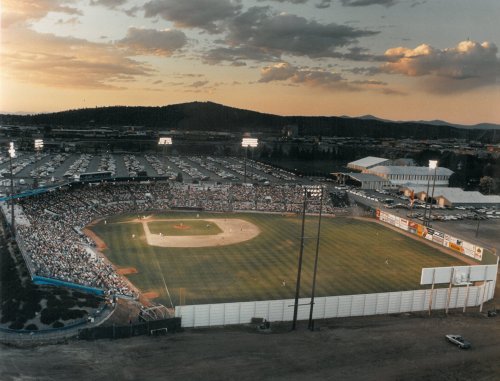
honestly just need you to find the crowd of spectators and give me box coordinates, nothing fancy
[14,181,346,298]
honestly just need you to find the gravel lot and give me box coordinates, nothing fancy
[1,299,499,381]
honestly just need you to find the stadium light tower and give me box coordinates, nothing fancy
[308,185,324,331]
[8,142,16,234]
[34,139,44,187]
[241,137,258,184]
[427,160,438,226]
[292,185,322,330]
[423,160,437,226]
[158,137,172,177]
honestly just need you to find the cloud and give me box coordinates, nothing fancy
[351,79,387,85]
[256,0,332,7]
[204,7,378,64]
[143,0,242,33]
[316,0,333,8]
[256,0,308,3]
[124,6,141,17]
[345,66,382,75]
[341,0,397,6]
[203,46,275,66]
[2,0,82,27]
[118,27,187,56]
[189,80,210,88]
[410,0,426,8]
[259,62,406,95]
[55,16,81,25]
[382,40,500,93]
[332,47,386,62]
[2,27,153,89]
[258,62,357,91]
[89,0,128,9]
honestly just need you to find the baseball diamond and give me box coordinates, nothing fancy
[88,211,466,307]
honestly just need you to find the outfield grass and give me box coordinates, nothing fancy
[148,220,222,236]
[90,212,466,306]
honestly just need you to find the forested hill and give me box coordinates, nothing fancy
[1,101,498,142]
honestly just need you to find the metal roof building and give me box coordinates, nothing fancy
[364,166,454,187]
[401,186,500,207]
[331,172,390,190]
[347,156,390,171]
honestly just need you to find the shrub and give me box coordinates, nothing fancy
[61,308,87,321]
[52,321,65,328]
[40,308,60,325]
[8,320,25,330]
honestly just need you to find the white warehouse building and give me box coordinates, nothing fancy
[363,165,454,188]
[346,156,391,171]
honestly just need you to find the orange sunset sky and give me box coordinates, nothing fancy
[1,0,500,125]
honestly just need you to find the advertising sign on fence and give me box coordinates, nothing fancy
[376,210,484,261]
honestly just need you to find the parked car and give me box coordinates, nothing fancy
[445,334,471,349]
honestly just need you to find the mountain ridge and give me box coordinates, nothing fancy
[1,101,498,142]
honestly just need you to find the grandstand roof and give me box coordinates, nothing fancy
[367,166,454,176]
[347,156,389,169]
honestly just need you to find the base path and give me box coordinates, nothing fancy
[141,218,261,248]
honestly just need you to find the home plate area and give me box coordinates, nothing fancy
[142,218,261,248]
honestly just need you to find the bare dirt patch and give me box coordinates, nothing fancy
[82,227,107,251]
[1,310,499,381]
[116,267,138,275]
[174,223,191,230]
[142,291,160,300]
[142,218,260,248]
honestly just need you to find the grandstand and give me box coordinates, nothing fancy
[10,181,335,299]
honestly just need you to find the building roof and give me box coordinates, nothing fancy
[367,166,454,176]
[401,186,500,204]
[347,173,389,183]
[347,156,389,169]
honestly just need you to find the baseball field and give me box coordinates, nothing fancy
[88,211,465,307]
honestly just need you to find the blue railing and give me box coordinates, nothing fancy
[32,276,105,295]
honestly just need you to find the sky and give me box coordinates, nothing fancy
[1,0,500,125]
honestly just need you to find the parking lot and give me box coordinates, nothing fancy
[0,152,304,195]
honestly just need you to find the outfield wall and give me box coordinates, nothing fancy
[175,279,496,328]
[376,209,485,261]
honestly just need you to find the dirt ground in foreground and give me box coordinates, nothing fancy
[1,305,499,381]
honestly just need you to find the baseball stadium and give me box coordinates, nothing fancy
[5,178,497,329]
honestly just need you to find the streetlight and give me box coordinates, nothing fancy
[308,185,324,331]
[8,142,16,235]
[424,160,438,226]
[292,185,322,330]
[34,139,44,187]
[158,137,172,177]
[241,137,258,184]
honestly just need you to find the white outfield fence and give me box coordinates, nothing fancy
[175,279,496,328]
